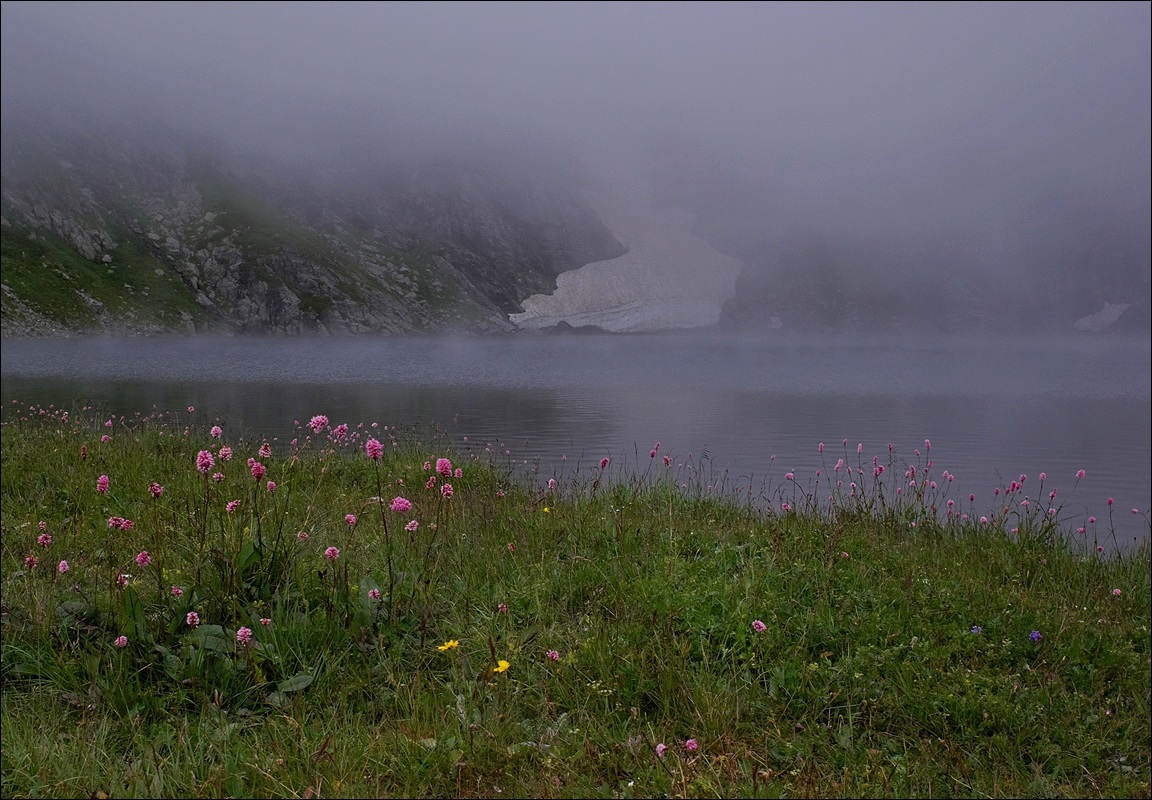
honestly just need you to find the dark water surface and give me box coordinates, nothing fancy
[3,332,1149,550]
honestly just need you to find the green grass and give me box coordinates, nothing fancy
[1,403,1148,798]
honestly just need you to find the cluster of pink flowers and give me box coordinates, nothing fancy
[210,425,223,439]
[148,482,164,498]
[440,483,454,499]
[365,437,384,461]
[196,450,215,474]
[404,519,419,532]
[332,423,348,441]
[599,457,610,470]
[135,551,152,568]
[325,546,340,561]
[108,516,134,530]
[259,442,273,459]
[37,532,52,548]
[436,458,453,477]
[226,500,241,513]
[345,514,357,528]
[308,415,329,434]
[368,588,382,601]
[96,474,110,494]
[219,445,233,461]
[390,496,413,513]
[752,619,767,633]
[58,560,69,574]
[186,611,200,628]
[248,458,266,481]
[545,649,560,661]
[236,627,253,647]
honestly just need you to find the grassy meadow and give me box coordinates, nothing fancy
[1,402,1148,798]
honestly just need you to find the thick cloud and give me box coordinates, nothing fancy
[3,1,1149,330]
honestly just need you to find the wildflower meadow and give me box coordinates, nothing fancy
[1,402,1148,798]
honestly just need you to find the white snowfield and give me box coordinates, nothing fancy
[510,178,742,333]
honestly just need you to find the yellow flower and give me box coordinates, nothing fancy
[543,507,550,513]
[493,659,510,673]
[437,639,459,652]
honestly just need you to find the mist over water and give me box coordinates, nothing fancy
[3,333,1148,551]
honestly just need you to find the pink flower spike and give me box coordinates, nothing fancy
[655,743,667,758]
[267,480,277,493]
[259,442,272,459]
[196,450,214,474]
[368,588,382,600]
[135,551,152,568]
[260,617,271,626]
[219,445,233,461]
[97,474,110,494]
[186,611,200,628]
[38,533,52,548]
[685,738,699,752]
[225,500,240,513]
[599,457,610,470]
[58,560,69,574]
[366,437,384,460]
[325,546,340,561]
[148,482,164,498]
[114,635,128,649]
[441,483,454,499]
[752,619,767,633]
[1107,497,1113,506]
[404,519,419,532]
[345,514,357,528]
[236,627,253,647]
[390,496,413,513]
[171,586,184,598]
[436,457,453,477]
[210,425,222,439]
[1112,588,1122,596]
[308,415,329,434]
[1076,469,1086,479]
[546,649,560,661]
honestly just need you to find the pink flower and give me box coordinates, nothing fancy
[260,617,271,626]
[332,423,348,441]
[219,445,233,461]
[497,489,506,497]
[599,457,610,470]
[685,738,699,752]
[840,551,849,559]
[236,627,253,647]
[324,546,340,561]
[1039,472,1046,481]
[655,743,667,758]
[267,480,277,493]
[405,519,419,532]
[547,478,556,492]
[663,455,671,466]
[366,437,384,460]
[196,450,214,474]
[250,461,266,481]
[752,619,767,633]
[213,472,224,483]
[135,551,152,568]
[108,516,134,530]
[24,555,39,570]
[101,435,110,442]
[785,472,795,481]
[105,419,113,428]
[297,531,309,542]
[226,500,240,513]
[38,520,47,531]
[1112,588,1122,596]
[391,496,413,513]
[186,611,200,627]
[80,444,88,460]
[818,441,824,452]
[368,588,381,601]
[1107,497,1113,506]
[436,457,453,477]
[114,635,128,649]
[1076,469,1086,479]
[1089,516,1096,524]
[423,461,432,471]
[345,514,357,528]
[97,474,110,494]
[148,482,164,498]
[171,586,184,598]
[210,425,223,439]
[441,483,454,499]
[498,602,508,614]
[308,415,329,434]
[37,532,52,548]
[115,573,129,588]
[187,406,195,413]
[454,467,463,478]
[1132,508,1140,515]
[546,649,559,661]
[58,560,69,573]
[259,442,272,459]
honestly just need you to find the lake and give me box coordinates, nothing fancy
[2,331,1149,551]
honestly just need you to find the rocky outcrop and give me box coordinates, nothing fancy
[0,126,624,337]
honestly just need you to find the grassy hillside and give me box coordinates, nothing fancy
[1,403,1148,798]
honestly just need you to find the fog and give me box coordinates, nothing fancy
[2,1,1149,332]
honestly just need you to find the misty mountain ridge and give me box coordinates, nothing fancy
[1,118,1148,338]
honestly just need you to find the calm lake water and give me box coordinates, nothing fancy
[3,332,1149,550]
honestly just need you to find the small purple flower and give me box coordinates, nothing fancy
[970,626,982,634]
[1029,630,1043,643]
